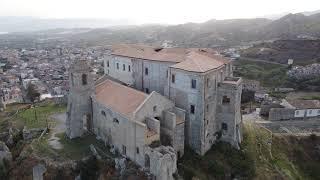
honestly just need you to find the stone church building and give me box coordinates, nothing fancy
[66,44,243,180]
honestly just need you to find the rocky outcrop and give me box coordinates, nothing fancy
[0,141,12,164]
[23,126,45,140]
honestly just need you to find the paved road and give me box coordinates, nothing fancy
[243,111,320,135]
[239,57,287,66]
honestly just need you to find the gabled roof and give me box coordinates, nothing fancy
[170,51,226,72]
[111,44,186,63]
[95,79,148,118]
[287,99,320,109]
[111,44,230,73]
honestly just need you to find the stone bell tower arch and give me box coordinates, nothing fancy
[66,60,94,139]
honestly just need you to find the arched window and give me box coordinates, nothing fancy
[82,74,87,85]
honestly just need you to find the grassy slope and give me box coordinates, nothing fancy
[17,103,66,129]
[179,122,320,180]
[233,59,289,88]
[32,133,112,160]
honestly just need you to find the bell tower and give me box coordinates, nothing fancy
[66,60,94,139]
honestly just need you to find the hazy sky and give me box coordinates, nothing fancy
[2,0,320,24]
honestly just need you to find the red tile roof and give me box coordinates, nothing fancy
[95,79,147,118]
[111,44,230,72]
[170,51,227,72]
[288,99,320,109]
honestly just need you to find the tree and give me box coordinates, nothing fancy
[26,83,40,103]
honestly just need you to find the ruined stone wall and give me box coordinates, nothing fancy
[162,108,185,157]
[145,146,177,180]
[104,55,134,85]
[268,108,295,121]
[91,98,146,167]
[145,117,160,134]
[216,77,242,148]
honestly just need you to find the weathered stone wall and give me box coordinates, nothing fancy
[268,108,295,121]
[202,66,227,154]
[91,98,147,167]
[145,117,160,134]
[104,55,134,85]
[168,68,204,154]
[162,107,185,157]
[133,91,174,123]
[216,77,242,149]
[132,59,174,95]
[145,146,177,180]
[66,60,94,139]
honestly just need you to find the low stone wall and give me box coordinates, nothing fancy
[268,108,295,121]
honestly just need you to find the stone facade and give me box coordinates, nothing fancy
[67,60,185,179]
[67,44,243,178]
[216,77,242,148]
[104,44,242,155]
[66,60,94,139]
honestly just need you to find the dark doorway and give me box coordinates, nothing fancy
[145,154,150,168]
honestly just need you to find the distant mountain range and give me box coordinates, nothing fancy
[68,12,320,47]
[0,16,133,33]
[1,11,320,47]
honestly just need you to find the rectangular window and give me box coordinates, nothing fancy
[107,61,109,67]
[191,79,197,89]
[122,145,126,155]
[318,110,320,114]
[128,65,131,72]
[222,96,230,104]
[171,74,175,83]
[116,63,119,69]
[166,70,168,78]
[136,147,139,154]
[296,111,299,115]
[222,123,228,131]
[145,67,149,75]
[207,78,210,87]
[309,110,312,114]
[123,64,126,71]
[145,88,149,94]
[206,104,209,112]
[190,105,195,114]
[82,74,87,85]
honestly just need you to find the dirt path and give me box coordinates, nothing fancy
[48,113,66,150]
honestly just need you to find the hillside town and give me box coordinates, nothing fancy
[0,46,109,109]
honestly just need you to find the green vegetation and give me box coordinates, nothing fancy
[15,103,66,129]
[179,123,320,180]
[288,77,320,91]
[300,95,320,100]
[233,59,289,87]
[33,133,112,160]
